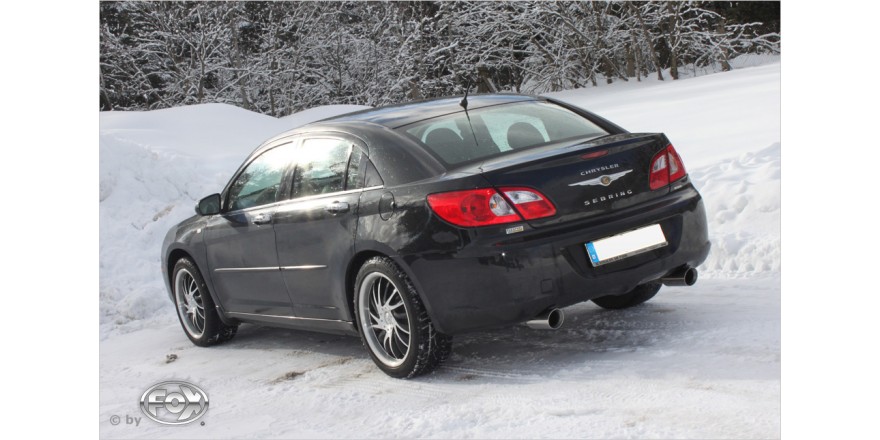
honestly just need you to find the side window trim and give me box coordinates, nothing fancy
[344,145,366,191]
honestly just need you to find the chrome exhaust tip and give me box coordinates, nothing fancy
[661,266,698,286]
[525,308,564,330]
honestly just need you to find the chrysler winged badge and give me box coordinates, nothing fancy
[569,169,633,187]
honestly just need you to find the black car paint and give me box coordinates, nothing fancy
[161,94,710,336]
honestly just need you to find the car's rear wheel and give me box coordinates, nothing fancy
[172,258,238,346]
[592,283,662,310]
[354,256,452,378]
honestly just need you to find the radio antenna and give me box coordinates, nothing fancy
[459,79,472,110]
[459,78,479,146]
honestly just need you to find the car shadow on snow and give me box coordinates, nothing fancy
[216,299,718,384]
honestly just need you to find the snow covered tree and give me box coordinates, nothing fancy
[99,1,780,113]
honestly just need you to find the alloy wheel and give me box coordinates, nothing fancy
[358,272,412,367]
[174,268,206,338]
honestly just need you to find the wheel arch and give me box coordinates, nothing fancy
[165,248,193,300]
[344,250,386,332]
[166,247,238,326]
[344,245,446,334]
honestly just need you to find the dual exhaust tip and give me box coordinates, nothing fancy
[660,266,698,287]
[525,308,564,330]
[524,267,698,331]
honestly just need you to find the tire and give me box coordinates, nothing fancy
[354,256,452,378]
[171,258,238,347]
[592,283,662,310]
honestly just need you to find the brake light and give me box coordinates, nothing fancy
[649,144,687,190]
[427,187,555,227]
[581,149,608,160]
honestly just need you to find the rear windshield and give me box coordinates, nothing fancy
[398,101,609,166]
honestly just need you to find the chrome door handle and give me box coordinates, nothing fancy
[252,213,273,225]
[324,201,350,214]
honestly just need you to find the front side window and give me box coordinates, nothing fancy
[292,138,352,199]
[227,144,295,211]
[400,101,609,166]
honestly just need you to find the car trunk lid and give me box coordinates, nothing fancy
[479,133,671,228]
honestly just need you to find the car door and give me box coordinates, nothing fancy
[273,136,368,320]
[203,140,298,316]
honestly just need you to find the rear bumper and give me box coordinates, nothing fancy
[403,185,710,334]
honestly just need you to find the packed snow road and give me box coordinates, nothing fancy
[100,277,779,439]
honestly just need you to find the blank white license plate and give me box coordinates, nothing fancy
[585,224,667,267]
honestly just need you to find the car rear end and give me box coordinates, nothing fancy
[386,97,710,334]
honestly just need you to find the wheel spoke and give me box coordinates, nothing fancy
[394,330,408,356]
[388,335,399,358]
[383,289,393,307]
[394,327,409,348]
[371,282,380,313]
[393,319,410,335]
[379,278,388,305]
[383,330,393,355]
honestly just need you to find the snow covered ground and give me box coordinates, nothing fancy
[99,57,780,438]
[101,278,779,439]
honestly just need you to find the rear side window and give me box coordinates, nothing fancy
[399,101,608,166]
[292,138,352,199]
[364,160,383,188]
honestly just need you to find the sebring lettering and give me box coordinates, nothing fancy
[584,189,634,206]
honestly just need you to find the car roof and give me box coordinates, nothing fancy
[251,94,556,182]
[322,93,539,129]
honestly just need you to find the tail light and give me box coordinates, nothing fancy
[649,144,687,190]
[499,187,556,220]
[427,187,556,227]
[667,145,687,182]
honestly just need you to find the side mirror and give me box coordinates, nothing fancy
[196,193,221,216]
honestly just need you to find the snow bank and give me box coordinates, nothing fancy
[692,142,780,277]
[99,104,369,337]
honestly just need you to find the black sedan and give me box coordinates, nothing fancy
[161,94,710,378]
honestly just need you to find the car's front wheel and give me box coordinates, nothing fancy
[354,256,452,378]
[592,283,662,310]
[172,258,238,347]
